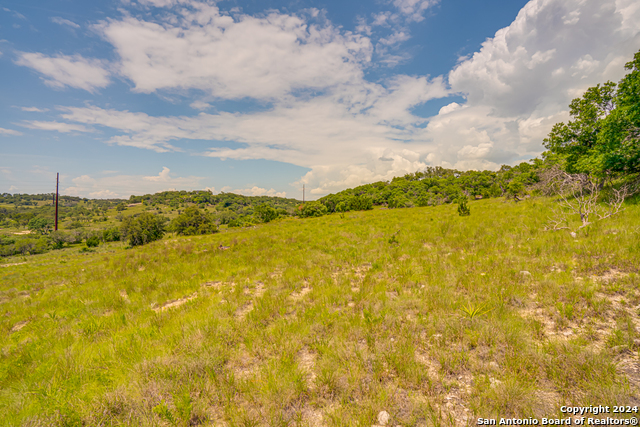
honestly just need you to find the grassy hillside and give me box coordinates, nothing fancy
[1,197,640,426]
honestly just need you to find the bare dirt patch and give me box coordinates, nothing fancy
[290,286,312,301]
[297,347,317,388]
[10,320,28,332]
[1,262,27,268]
[152,293,198,312]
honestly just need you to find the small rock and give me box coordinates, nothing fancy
[570,232,577,238]
[377,411,390,426]
[489,377,502,389]
[519,270,532,277]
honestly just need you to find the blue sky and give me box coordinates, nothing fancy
[1,0,639,199]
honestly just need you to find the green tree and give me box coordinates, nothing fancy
[170,206,218,235]
[120,212,166,246]
[27,217,53,235]
[254,203,278,223]
[543,49,640,177]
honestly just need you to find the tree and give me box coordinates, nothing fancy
[254,203,278,223]
[170,206,218,235]
[543,49,640,177]
[28,217,53,235]
[120,212,166,246]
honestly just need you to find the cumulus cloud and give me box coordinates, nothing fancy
[95,3,372,99]
[232,186,287,198]
[427,0,640,170]
[15,52,110,92]
[24,0,640,198]
[63,167,203,198]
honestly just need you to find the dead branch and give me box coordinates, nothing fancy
[544,171,638,233]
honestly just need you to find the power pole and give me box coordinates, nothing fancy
[55,173,59,231]
[303,184,305,203]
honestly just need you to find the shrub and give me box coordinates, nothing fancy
[457,197,471,216]
[299,201,328,218]
[388,194,412,209]
[170,207,218,236]
[228,218,243,227]
[27,217,53,235]
[14,239,36,255]
[86,236,100,248]
[49,231,70,249]
[102,228,121,242]
[254,203,278,223]
[120,212,166,246]
[350,195,373,211]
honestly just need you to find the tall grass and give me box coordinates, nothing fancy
[1,197,639,426]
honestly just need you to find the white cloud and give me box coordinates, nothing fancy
[63,167,203,198]
[392,0,438,22]
[20,106,50,112]
[23,0,640,199]
[96,3,372,100]
[189,100,211,110]
[427,0,640,169]
[232,186,287,198]
[50,17,80,29]
[19,121,92,133]
[0,127,22,136]
[15,52,110,92]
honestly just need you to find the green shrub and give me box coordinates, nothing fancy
[170,206,218,235]
[457,197,471,216]
[299,201,328,218]
[102,228,121,242]
[27,217,53,235]
[120,212,166,246]
[49,231,69,249]
[86,236,100,248]
[228,218,243,227]
[254,203,278,223]
[350,195,373,210]
[14,239,36,255]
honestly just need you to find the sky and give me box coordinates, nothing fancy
[1,0,639,200]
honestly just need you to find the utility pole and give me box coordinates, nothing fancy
[303,184,305,203]
[55,173,59,231]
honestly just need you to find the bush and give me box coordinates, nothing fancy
[388,194,412,209]
[86,236,100,248]
[228,218,243,227]
[170,207,218,236]
[120,212,166,246]
[102,228,121,242]
[350,195,373,211]
[299,201,328,218]
[255,203,278,223]
[49,231,70,249]
[28,217,53,235]
[14,239,36,255]
[457,197,471,216]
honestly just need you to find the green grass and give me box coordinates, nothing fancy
[1,197,640,426]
